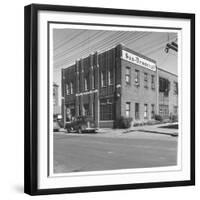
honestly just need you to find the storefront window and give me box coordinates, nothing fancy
[83,104,89,116]
[100,98,113,120]
[135,103,140,120]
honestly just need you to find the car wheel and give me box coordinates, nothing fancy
[78,128,82,134]
[66,128,71,133]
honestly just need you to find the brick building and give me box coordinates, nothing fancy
[61,44,178,128]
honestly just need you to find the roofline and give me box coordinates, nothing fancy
[158,67,178,77]
[62,44,159,70]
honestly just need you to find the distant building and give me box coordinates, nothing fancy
[158,68,178,119]
[61,44,178,128]
[53,83,61,116]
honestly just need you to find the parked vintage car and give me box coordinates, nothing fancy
[65,116,97,133]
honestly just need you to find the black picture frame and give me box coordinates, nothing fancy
[24,3,195,195]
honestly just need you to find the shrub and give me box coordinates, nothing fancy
[133,122,144,127]
[154,114,163,122]
[170,115,178,122]
[146,120,158,125]
[115,116,133,129]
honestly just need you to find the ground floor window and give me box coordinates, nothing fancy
[125,102,131,117]
[159,104,169,118]
[144,104,148,119]
[173,105,178,115]
[100,98,113,120]
[135,103,140,120]
[92,101,95,119]
[66,104,75,121]
[83,103,89,116]
[151,104,155,119]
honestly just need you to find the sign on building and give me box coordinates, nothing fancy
[121,50,157,71]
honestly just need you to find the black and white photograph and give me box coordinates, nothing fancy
[52,26,179,174]
[24,4,195,195]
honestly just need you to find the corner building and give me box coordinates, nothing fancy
[61,44,178,128]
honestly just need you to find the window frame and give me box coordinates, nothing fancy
[125,66,131,85]
[70,82,73,94]
[135,69,140,86]
[144,104,148,119]
[144,72,148,88]
[125,102,131,117]
[151,104,155,119]
[108,69,113,86]
[101,70,106,87]
[100,98,113,120]
[66,83,69,95]
[135,103,140,120]
[151,74,155,90]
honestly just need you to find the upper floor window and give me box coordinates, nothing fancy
[151,75,155,89]
[125,67,131,85]
[135,69,140,86]
[91,72,95,89]
[66,84,69,95]
[144,73,148,88]
[174,81,178,95]
[159,77,170,97]
[144,104,148,119]
[84,78,88,91]
[108,69,113,85]
[101,70,106,87]
[70,82,73,94]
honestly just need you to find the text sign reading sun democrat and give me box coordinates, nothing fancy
[121,50,157,71]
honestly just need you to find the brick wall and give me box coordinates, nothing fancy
[119,45,157,123]
[61,44,178,128]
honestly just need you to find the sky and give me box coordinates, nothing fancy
[53,28,178,105]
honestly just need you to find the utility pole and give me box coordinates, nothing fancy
[165,41,178,53]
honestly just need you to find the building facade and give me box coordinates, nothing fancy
[61,44,178,128]
[158,68,178,119]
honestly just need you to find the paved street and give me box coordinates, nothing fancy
[53,129,177,173]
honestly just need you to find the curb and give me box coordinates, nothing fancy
[137,129,178,137]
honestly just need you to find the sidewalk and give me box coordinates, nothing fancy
[57,123,178,137]
[126,123,178,137]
